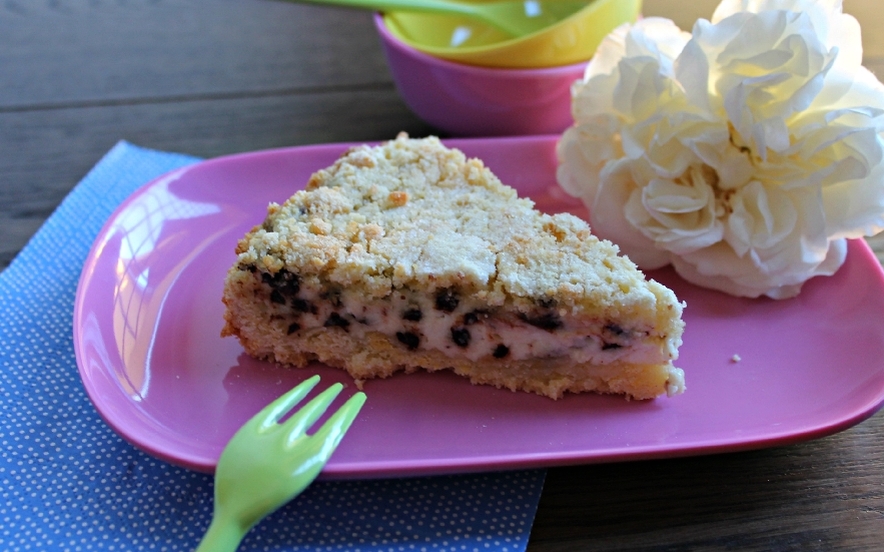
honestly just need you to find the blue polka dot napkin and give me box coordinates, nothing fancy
[0,141,546,551]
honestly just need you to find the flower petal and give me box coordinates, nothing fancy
[556,0,883,299]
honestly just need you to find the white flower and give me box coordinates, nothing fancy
[557,0,884,298]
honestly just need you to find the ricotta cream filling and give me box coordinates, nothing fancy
[264,280,669,367]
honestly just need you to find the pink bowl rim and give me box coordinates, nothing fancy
[373,13,590,75]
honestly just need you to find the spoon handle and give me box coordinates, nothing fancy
[290,0,486,22]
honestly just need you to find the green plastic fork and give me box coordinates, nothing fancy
[196,375,366,552]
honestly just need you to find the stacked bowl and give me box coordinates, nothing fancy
[375,0,642,136]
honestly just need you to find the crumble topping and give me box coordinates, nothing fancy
[222,134,686,399]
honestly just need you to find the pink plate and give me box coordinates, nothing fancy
[74,136,884,477]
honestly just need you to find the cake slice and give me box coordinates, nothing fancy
[222,134,685,400]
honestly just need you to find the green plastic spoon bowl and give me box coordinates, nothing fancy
[286,0,586,37]
[382,0,642,68]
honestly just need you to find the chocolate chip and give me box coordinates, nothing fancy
[463,310,489,325]
[518,311,562,331]
[262,268,298,286]
[270,289,286,305]
[292,298,314,313]
[324,312,350,330]
[402,308,423,322]
[492,344,510,358]
[435,288,459,312]
[600,324,629,350]
[287,322,301,335]
[396,331,420,350]
[450,327,470,348]
[283,283,301,296]
[263,269,300,299]
[320,288,343,308]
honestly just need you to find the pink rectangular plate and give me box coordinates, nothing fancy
[74,136,884,477]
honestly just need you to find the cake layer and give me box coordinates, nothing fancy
[222,134,685,399]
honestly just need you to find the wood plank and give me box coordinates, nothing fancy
[529,411,884,551]
[0,0,391,107]
[643,0,884,62]
[0,90,434,268]
[3,1,884,550]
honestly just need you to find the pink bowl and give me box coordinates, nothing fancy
[374,14,586,137]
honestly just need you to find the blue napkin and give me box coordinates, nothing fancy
[0,141,546,551]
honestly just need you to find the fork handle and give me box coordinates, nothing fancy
[195,514,248,552]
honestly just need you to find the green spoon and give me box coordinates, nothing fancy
[287,0,587,37]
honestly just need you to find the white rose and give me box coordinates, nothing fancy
[557,0,884,298]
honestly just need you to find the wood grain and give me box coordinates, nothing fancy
[0,0,392,105]
[529,418,884,551]
[644,0,884,60]
[0,91,434,266]
[0,0,434,268]
[3,0,884,550]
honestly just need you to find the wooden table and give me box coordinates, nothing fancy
[3,1,882,549]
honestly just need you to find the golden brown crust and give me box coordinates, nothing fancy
[222,134,685,399]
